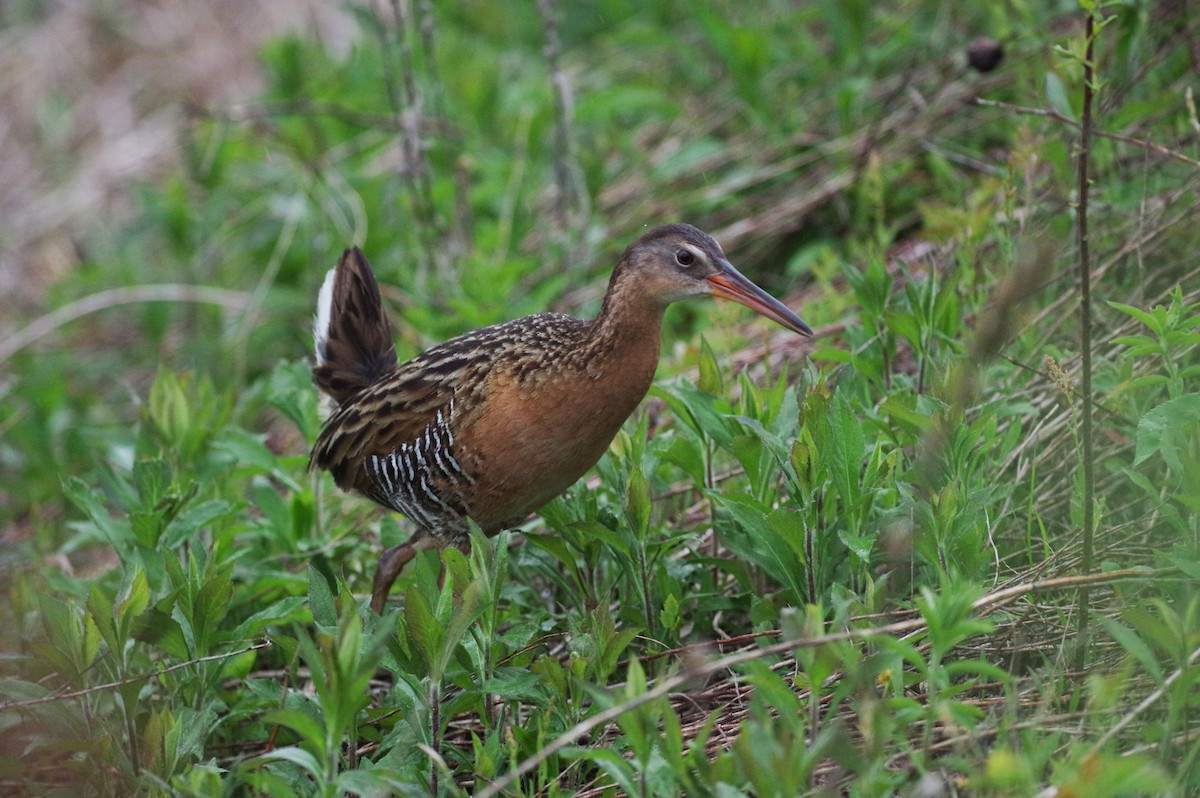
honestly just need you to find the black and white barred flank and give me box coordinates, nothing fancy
[362,399,474,531]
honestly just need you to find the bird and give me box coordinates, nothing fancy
[310,224,812,613]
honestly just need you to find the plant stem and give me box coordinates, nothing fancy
[125,706,141,777]
[1074,10,1097,671]
[431,680,441,796]
[640,547,655,639]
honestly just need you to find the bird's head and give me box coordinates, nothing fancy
[614,223,812,336]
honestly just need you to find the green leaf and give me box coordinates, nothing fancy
[133,458,172,508]
[34,595,99,683]
[0,679,51,702]
[599,626,641,683]
[215,427,301,491]
[85,586,118,660]
[269,359,321,440]
[823,391,864,512]
[1135,393,1200,472]
[1100,616,1163,682]
[161,499,236,549]
[335,607,363,679]
[740,658,802,717]
[336,768,402,795]
[697,335,724,395]
[1044,69,1074,119]
[658,435,706,484]
[255,745,326,780]
[730,434,767,493]
[564,746,640,795]
[432,577,486,679]
[129,510,163,549]
[837,528,875,563]
[572,520,631,559]
[625,462,651,539]
[659,593,681,632]
[618,658,656,764]
[142,707,173,776]
[233,597,309,638]
[879,394,934,437]
[308,562,337,629]
[147,368,192,452]
[63,477,133,550]
[131,607,190,659]
[715,494,808,600]
[168,705,219,772]
[480,668,545,701]
[117,565,151,632]
[652,383,735,448]
[404,584,439,675]
[190,562,233,654]
[1107,300,1159,330]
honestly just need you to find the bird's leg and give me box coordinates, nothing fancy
[370,534,436,613]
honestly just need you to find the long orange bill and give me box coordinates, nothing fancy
[706,260,813,336]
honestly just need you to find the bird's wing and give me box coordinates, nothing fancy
[309,312,589,505]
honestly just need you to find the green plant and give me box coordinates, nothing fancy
[4,1,1200,795]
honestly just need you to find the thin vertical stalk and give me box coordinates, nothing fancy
[639,549,655,640]
[1074,11,1097,669]
[378,0,442,284]
[535,0,589,267]
[537,0,571,233]
[430,680,441,796]
[705,439,718,566]
[125,705,141,777]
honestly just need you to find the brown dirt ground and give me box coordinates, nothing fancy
[0,0,357,321]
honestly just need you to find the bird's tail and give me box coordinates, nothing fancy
[312,247,398,408]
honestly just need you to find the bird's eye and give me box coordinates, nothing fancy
[675,249,695,267]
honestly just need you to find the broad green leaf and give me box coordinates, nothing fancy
[697,335,724,395]
[192,564,233,653]
[131,607,190,659]
[1135,393,1200,472]
[1044,69,1074,119]
[63,477,133,550]
[131,510,165,549]
[133,458,172,508]
[215,427,302,492]
[599,626,641,683]
[142,707,173,776]
[308,563,337,629]
[85,586,118,660]
[255,746,326,780]
[336,767,403,795]
[161,499,236,549]
[170,705,219,766]
[652,383,735,448]
[823,391,864,512]
[480,668,545,701]
[404,584,438,675]
[1107,300,1159,329]
[659,592,681,632]
[1100,616,1163,682]
[263,709,328,758]
[563,746,640,795]
[730,434,767,492]
[117,565,151,631]
[625,462,651,539]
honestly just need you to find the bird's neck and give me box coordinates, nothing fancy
[590,273,669,356]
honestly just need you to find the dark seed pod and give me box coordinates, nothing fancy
[967,37,1004,73]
